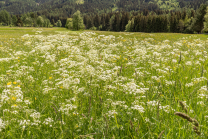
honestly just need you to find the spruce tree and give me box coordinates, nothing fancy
[83,15,88,26]
[109,14,115,31]
[51,19,55,26]
[121,12,126,31]
[162,16,168,32]
[146,15,152,33]
[105,14,110,31]
[116,14,120,32]
[155,16,161,32]
[87,18,93,29]
[170,15,177,32]
[143,16,147,32]
[16,17,23,27]
[133,15,139,32]
[94,14,100,28]
[135,15,140,32]
[152,16,156,32]
[190,4,207,33]
[112,13,120,32]
[101,14,106,31]
[125,12,130,29]
[139,16,144,32]
[203,6,208,32]
[182,11,186,20]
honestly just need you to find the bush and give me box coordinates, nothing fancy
[17,23,22,27]
[98,25,102,30]
[56,20,62,27]
[184,26,194,34]
[65,18,73,29]
[89,26,97,30]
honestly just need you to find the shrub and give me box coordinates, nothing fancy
[89,26,97,30]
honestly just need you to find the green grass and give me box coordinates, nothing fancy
[0,27,208,138]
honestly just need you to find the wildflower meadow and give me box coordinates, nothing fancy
[1,27,208,138]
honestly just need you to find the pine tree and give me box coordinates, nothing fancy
[162,16,168,32]
[112,13,120,32]
[135,15,140,32]
[105,14,110,31]
[170,15,177,32]
[59,18,67,28]
[120,12,126,31]
[146,15,152,32]
[30,12,36,19]
[133,15,138,32]
[116,14,120,32]
[101,14,106,31]
[94,14,100,28]
[203,6,208,32]
[110,14,115,31]
[181,10,186,20]
[83,15,88,26]
[121,12,129,31]
[144,16,148,32]
[16,17,23,27]
[87,16,93,29]
[139,16,145,32]
[140,16,147,32]
[139,16,143,32]
[51,19,55,26]
[155,16,161,32]
[125,12,130,29]
[190,4,207,33]
[152,16,156,32]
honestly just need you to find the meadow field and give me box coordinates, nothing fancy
[1,27,208,138]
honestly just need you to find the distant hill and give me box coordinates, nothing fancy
[0,0,208,15]
[0,0,77,14]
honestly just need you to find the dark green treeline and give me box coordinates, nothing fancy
[0,4,207,33]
